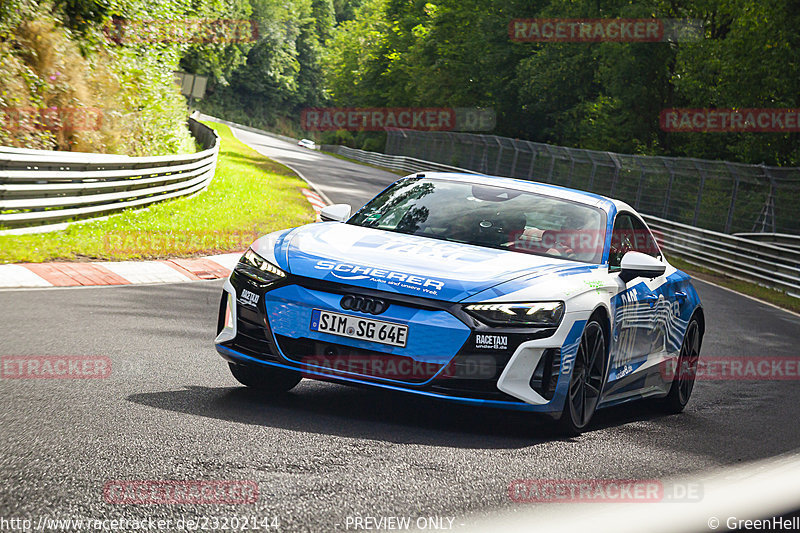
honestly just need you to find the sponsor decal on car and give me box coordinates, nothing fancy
[239,288,260,307]
[313,260,445,295]
[475,334,508,350]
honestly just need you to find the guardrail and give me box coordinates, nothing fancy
[0,118,219,232]
[644,216,800,296]
[323,144,800,298]
[733,232,800,251]
[322,144,481,175]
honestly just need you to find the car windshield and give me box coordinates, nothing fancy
[348,178,607,264]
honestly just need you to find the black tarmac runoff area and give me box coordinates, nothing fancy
[1,128,800,531]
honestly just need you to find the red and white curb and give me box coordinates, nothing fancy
[0,253,241,289]
[301,188,326,218]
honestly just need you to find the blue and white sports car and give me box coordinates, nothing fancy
[215,172,704,434]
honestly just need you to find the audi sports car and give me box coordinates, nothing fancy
[215,172,704,434]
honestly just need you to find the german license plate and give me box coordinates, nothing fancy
[310,309,408,348]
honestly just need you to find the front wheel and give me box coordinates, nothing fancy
[557,319,607,436]
[658,318,701,413]
[228,362,301,393]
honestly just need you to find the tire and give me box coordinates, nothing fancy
[659,318,701,413]
[228,362,301,393]
[557,319,607,436]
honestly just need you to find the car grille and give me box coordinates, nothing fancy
[274,334,444,383]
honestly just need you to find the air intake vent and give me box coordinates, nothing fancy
[529,348,561,400]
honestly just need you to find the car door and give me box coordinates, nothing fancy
[607,212,666,385]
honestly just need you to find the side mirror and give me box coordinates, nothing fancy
[319,204,351,222]
[619,251,666,283]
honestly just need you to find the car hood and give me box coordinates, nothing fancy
[275,222,591,302]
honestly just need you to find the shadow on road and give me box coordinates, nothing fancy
[126,380,671,449]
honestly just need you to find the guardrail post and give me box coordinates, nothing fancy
[494,136,503,175]
[753,165,777,233]
[564,151,575,187]
[723,162,741,234]
[609,152,621,196]
[509,140,520,177]
[526,141,538,180]
[691,159,706,227]
[662,159,675,219]
[480,136,490,174]
[634,157,646,210]
[587,159,598,190]
[545,145,556,183]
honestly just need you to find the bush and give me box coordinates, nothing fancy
[0,5,193,156]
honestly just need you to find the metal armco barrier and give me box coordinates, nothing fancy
[321,144,481,175]
[323,144,800,298]
[0,118,218,230]
[644,216,800,296]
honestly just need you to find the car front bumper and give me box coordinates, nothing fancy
[214,272,591,415]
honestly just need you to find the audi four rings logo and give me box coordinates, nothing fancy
[340,295,388,315]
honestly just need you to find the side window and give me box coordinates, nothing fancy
[609,212,660,268]
[628,215,661,258]
[609,214,634,268]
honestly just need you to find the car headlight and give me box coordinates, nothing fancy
[464,302,564,327]
[235,248,286,286]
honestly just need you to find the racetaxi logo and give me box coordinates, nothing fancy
[239,288,260,307]
[475,334,508,350]
[313,260,445,292]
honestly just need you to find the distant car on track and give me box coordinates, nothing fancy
[297,138,316,149]
[215,172,704,434]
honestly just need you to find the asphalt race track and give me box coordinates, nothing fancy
[2,127,800,531]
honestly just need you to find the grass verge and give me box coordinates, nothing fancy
[0,122,314,263]
[668,255,800,314]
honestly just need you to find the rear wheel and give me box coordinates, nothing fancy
[659,318,701,413]
[557,319,607,436]
[228,362,301,393]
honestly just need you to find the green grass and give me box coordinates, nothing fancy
[0,122,314,263]
[668,255,800,314]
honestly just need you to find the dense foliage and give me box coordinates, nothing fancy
[321,0,800,165]
[0,0,195,155]
[1,0,797,164]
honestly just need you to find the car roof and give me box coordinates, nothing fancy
[410,172,627,214]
